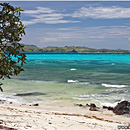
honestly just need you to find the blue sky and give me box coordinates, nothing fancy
[3,1,130,49]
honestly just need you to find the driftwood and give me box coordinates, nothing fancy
[0,125,17,130]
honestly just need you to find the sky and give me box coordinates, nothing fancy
[2,1,130,49]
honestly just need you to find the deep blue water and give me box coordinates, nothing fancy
[16,53,130,85]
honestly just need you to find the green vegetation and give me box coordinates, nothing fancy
[23,44,39,52]
[0,3,26,91]
[23,45,130,53]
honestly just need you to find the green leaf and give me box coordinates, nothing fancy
[0,2,26,85]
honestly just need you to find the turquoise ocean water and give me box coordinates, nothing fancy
[1,53,130,106]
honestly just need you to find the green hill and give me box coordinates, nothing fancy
[23,44,39,52]
[23,45,130,53]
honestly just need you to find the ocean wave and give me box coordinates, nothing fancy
[79,94,90,98]
[67,80,79,83]
[77,82,89,85]
[101,102,118,107]
[0,94,22,103]
[111,63,115,65]
[73,94,124,102]
[67,80,89,85]
[73,95,119,102]
[102,83,128,88]
[70,68,77,71]
[72,97,88,100]
[101,99,129,107]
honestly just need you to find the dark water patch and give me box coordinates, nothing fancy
[114,100,122,102]
[108,90,129,94]
[101,93,110,95]
[15,92,46,97]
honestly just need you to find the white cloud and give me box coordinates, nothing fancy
[40,36,70,43]
[23,7,80,25]
[38,26,130,44]
[23,7,55,14]
[44,26,130,42]
[73,6,130,19]
[23,6,130,26]
[22,25,130,49]
[23,18,78,25]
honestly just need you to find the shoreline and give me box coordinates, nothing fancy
[23,52,130,54]
[0,100,129,130]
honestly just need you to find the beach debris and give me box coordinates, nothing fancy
[103,106,108,109]
[86,104,90,107]
[0,100,6,104]
[32,103,39,106]
[0,82,3,92]
[103,100,130,115]
[78,104,83,107]
[29,103,39,106]
[26,125,32,128]
[75,101,130,115]
[75,103,86,107]
[21,104,26,105]
[89,103,97,111]
[0,125,17,130]
[0,120,3,124]
[48,122,52,124]
[113,100,130,115]
[90,103,96,108]
[75,103,98,111]
[108,106,113,110]
[103,106,113,110]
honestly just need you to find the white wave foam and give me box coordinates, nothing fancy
[78,82,89,85]
[67,80,89,85]
[101,102,118,107]
[79,94,90,98]
[70,68,77,71]
[72,97,87,100]
[111,63,115,65]
[102,83,127,88]
[0,94,21,103]
[67,80,79,83]
[100,99,129,107]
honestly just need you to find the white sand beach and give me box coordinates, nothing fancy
[0,101,129,130]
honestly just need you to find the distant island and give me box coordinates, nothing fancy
[23,44,130,53]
